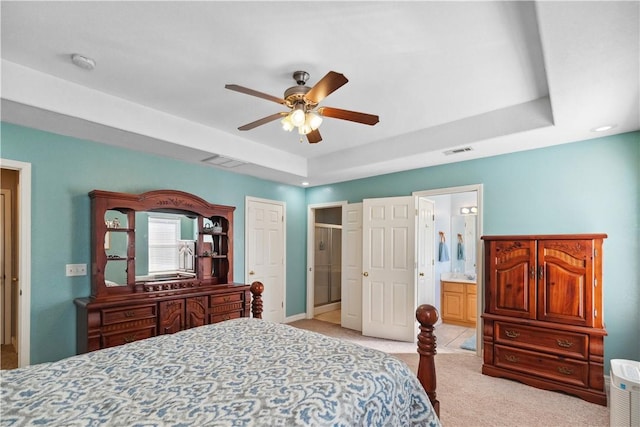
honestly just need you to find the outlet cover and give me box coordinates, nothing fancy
[66,263,87,277]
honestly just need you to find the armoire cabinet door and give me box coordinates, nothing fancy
[486,240,536,319]
[537,239,594,327]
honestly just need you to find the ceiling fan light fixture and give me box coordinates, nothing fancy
[298,123,312,135]
[281,115,294,131]
[307,111,323,130]
[290,105,306,127]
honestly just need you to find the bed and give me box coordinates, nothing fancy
[1,305,441,426]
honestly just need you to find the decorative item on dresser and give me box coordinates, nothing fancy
[75,189,262,353]
[481,234,608,405]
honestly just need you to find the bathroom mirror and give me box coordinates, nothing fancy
[451,215,477,275]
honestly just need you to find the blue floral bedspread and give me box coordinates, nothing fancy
[1,318,441,426]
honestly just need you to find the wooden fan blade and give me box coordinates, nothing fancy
[225,84,287,105]
[307,129,322,144]
[318,106,379,126]
[238,112,286,131]
[305,71,349,104]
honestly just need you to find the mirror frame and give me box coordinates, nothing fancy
[90,189,235,298]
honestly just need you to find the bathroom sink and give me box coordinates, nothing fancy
[441,272,477,284]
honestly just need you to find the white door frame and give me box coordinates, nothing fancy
[0,158,31,367]
[1,188,13,344]
[306,201,347,320]
[413,184,483,356]
[245,196,286,323]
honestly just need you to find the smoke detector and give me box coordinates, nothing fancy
[71,53,96,71]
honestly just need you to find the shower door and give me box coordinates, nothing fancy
[314,225,342,307]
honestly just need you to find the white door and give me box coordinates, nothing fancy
[341,203,362,331]
[246,198,285,323]
[362,196,417,342]
[417,198,435,306]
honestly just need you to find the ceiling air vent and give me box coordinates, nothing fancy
[443,147,473,156]
[202,155,246,168]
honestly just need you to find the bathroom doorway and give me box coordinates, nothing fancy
[306,202,346,321]
[413,184,483,356]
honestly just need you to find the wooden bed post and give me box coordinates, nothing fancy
[250,281,264,319]
[416,304,440,417]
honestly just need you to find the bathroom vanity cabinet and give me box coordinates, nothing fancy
[481,234,607,405]
[441,280,476,327]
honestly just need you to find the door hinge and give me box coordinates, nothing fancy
[595,249,598,257]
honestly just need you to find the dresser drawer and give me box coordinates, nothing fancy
[495,322,588,360]
[102,304,157,325]
[494,345,589,387]
[102,326,156,348]
[210,310,242,324]
[210,292,243,305]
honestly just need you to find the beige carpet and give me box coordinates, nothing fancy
[290,319,610,427]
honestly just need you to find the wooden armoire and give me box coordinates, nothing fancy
[481,234,607,405]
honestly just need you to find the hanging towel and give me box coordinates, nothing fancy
[438,232,450,262]
[457,242,465,260]
[439,242,450,261]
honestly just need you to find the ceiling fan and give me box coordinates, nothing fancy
[225,71,379,144]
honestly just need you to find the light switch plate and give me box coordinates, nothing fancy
[66,263,87,276]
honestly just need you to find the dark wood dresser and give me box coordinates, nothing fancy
[75,189,260,353]
[481,234,607,405]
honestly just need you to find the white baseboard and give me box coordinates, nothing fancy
[314,302,341,315]
[285,313,307,323]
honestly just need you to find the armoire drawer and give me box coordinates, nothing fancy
[494,345,589,387]
[102,304,157,325]
[495,322,588,360]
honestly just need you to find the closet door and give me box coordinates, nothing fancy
[362,196,416,342]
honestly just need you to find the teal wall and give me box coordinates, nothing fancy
[1,122,308,364]
[1,122,638,369]
[306,132,640,369]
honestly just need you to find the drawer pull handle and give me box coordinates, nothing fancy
[223,315,230,321]
[123,335,136,343]
[223,296,230,302]
[504,355,519,363]
[558,366,574,375]
[556,339,574,348]
[124,311,135,318]
[505,330,520,339]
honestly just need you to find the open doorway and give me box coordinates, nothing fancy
[306,202,346,323]
[0,159,32,368]
[413,184,483,356]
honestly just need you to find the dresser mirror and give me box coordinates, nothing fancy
[90,189,234,298]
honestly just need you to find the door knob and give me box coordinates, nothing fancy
[249,270,255,275]
[363,272,369,277]
[419,272,425,277]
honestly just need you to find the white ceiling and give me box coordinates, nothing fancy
[1,1,638,186]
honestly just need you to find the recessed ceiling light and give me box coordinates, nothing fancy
[301,182,310,186]
[591,124,616,132]
[71,53,96,70]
